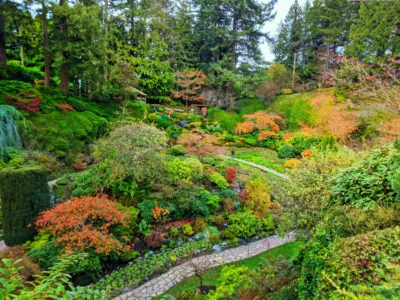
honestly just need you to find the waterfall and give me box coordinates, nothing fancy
[0,105,24,158]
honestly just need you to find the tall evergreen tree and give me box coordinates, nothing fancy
[346,1,400,58]
[273,0,304,71]
[193,0,277,69]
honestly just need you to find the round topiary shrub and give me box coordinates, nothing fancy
[278,145,295,158]
[0,166,50,245]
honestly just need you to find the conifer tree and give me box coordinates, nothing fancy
[346,1,400,58]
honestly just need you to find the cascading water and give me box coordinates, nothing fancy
[0,105,24,158]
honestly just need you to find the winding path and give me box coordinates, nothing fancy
[218,154,289,180]
[114,232,295,300]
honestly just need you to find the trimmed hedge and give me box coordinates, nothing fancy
[0,166,50,245]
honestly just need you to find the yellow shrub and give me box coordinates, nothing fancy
[284,159,301,169]
[281,88,293,95]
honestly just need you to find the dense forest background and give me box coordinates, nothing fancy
[1,0,399,103]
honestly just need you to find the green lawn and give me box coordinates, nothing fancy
[155,241,303,299]
[231,147,286,173]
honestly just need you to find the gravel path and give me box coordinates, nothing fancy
[114,232,295,300]
[218,154,289,180]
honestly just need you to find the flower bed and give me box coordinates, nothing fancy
[90,240,212,297]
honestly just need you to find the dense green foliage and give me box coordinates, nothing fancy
[0,166,50,245]
[330,147,399,209]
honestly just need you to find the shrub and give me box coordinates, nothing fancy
[0,246,41,283]
[35,195,132,255]
[208,234,221,244]
[242,177,272,218]
[182,224,194,236]
[284,158,301,169]
[329,147,398,208]
[208,266,254,300]
[209,172,230,189]
[0,167,50,245]
[167,145,187,156]
[213,215,226,230]
[144,231,165,249]
[278,145,295,158]
[281,88,293,95]
[228,211,259,239]
[225,166,236,184]
[301,149,314,159]
[93,123,167,183]
[167,158,192,185]
[261,214,275,231]
[169,227,180,238]
[152,202,170,224]
[194,218,208,233]
[254,81,280,102]
[317,227,400,298]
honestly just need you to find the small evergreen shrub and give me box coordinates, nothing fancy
[0,166,50,245]
[209,172,230,189]
[228,211,259,239]
[182,224,194,236]
[278,145,295,158]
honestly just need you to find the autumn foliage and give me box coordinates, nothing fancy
[300,91,359,141]
[152,202,170,224]
[177,129,222,156]
[35,195,131,255]
[172,70,207,105]
[225,166,237,184]
[241,177,274,218]
[236,111,283,137]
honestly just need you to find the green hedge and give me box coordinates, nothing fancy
[0,166,50,245]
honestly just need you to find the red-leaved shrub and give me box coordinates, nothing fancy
[144,231,165,249]
[35,195,131,255]
[226,166,237,184]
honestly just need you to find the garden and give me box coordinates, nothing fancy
[1,0,400,297]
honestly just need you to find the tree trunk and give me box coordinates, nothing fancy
[0,1,7,73]
[42,0,50,87]
[292,52,297,91]
[59,0,69,92]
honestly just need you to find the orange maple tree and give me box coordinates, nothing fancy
[236,111,283,136]
[35,195,131,255]
[172,70,207,106]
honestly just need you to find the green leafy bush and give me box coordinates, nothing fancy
[167,145,187,156]
[316,227,400,298]
[278,145,295,158]
[182,224,194,236]
[330,147,398,208]
[228,211,259,239]
[261,214,275,232]
[209,172,230,189]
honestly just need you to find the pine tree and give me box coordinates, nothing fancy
[273,0,304,87]
[346,1,400,58]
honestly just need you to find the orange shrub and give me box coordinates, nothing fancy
[380,116,400,142]
[152,202,170,224]
[284,159,301,169]
[35,195,131,255]
[301,149,314,159]
[282,132,295,141]
[235,121,255,134]
[258,131,277,141]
